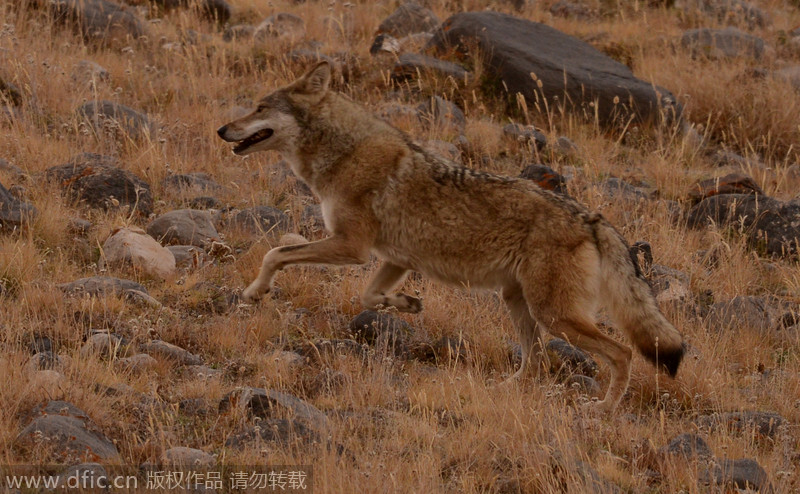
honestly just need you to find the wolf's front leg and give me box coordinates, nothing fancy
[243,235,370,303]
[361,262,422,313]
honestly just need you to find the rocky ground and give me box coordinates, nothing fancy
[1,0,800,492]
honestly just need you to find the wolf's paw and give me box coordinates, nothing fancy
[242,283,269,304]
[394,293,422,313]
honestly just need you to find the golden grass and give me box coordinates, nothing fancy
[0,0,799,492]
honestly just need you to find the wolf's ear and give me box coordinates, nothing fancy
[298,61,331,94]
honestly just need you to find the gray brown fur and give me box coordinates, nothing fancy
[217,62,685,412]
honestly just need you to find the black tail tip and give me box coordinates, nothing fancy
[660,342,686,377]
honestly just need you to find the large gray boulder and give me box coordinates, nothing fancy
[426,12,681,126]
[688,194,800,258]
[49,0,146,45]
[46,153,153,216]
[0,181,36,231]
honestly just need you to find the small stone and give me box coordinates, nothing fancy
[147,209,220,247]
[700,458,771,491]
[566,375,601,397]
[229,206,290,236]
[546,338,599,377]
[141,340,203,366]
[101,227,176,279]
[77,100,156,140]
[59,276,148,298]
[161,447,215,468]
[254,13,305,41]
[16,403,121,462]
[503,124,547,150]
[662,433,713,460]
[80,333,129,359]
[219,387,329,431]
[348,310,411,350]
[376,3,440,38]
[116,353,158,372]
[417,96,466,134]
[519,164,567,194]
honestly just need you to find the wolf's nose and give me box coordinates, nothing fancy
[216,125,228,139]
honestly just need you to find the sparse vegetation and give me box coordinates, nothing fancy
[1,0,799,492]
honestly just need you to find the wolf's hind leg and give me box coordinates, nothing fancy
[361,262,422,313]
[502,282,548,383]
[243,235,369,303]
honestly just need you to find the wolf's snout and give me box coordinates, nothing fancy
[216,125,229,140]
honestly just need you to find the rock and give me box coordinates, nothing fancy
[697,410,787,439]
[161,447,215,468]
[45,153,153,216]
[0,180,37,231]
[348,310,411,349]
[554,136,579,156]
[370,32,433,56]
[167,245,206,269]
[16,402,120,462]
[101,227,176,279]
[700,458,771,492]
[68,218,92,235]
[146,209,220,247]
[255,13,305,41]
[223,24,255,42]
[662,433,713,460]
[427,12,681,126]
[229,206,290,236]
[688,173,763,204]
[681,27,766,60]
[49,0,146,45]
[503,124,547,150]
[710,149,762,169]
[188,196,223,210]
[25,334,53,355]
[391,53,469,83]
[80,332,129,359]
[77,100,156,140]
[519,164,567,194]
[775,66,800,91]
[688,194,800,258]
[684,0,768,29]
[377,3,440,38]
[549,0,594,20]
[225,419,319,449]
[546,338,599,377]
[71,60,109,87]
[141,340,202,366]
[432,335,469,363]
[219,387,329,431]
[416,96,466,134]
[596,177,652,202]
[26,352,64,373]
[54,463,108,490]
[59,276,148,298]
[182,365,223,380]
[152,0,231,23]
[566,375,601,397]
[116,353,158,372]
[162,173,221,192]
[705,296,779,332]
[423,140,462,163]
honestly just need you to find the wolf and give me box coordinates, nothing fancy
[217,62,685,412]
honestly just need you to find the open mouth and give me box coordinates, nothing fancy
[233,128,274,154]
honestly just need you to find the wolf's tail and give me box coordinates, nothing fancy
[589,216,685,376]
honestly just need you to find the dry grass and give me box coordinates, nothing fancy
[1,0,800,492]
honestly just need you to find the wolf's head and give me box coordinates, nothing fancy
[217,62,332,156]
